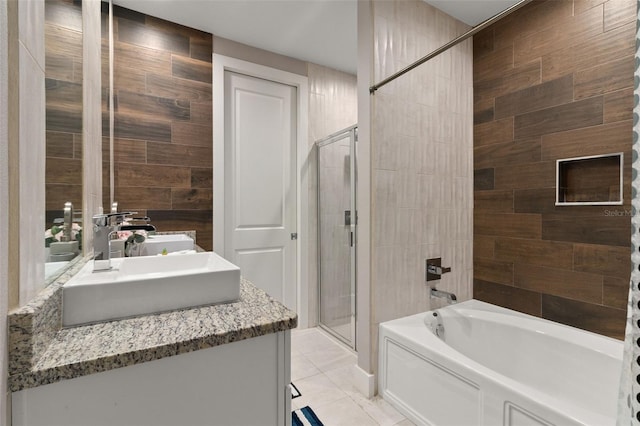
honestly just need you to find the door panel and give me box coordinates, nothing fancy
[224,71,297,311]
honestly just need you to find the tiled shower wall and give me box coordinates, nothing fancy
[101,6,213,250]
[472,0,634,339]
[307,63,357,328]
[370,0,473,371]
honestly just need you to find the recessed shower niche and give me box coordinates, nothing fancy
[556,153,623,206]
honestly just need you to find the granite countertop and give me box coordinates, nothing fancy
[9,246,297,392]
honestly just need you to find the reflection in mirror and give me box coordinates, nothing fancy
[44,0,84,281]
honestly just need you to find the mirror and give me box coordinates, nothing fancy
[44,0,84,280]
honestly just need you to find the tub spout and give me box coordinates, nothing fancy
[430,288,457,304]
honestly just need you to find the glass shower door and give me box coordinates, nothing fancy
[317,125,356,349]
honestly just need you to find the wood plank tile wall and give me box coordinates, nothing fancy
[45,0,83,227]
[101,6,213,250]
[473,0,635,339]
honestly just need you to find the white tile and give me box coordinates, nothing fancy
[293,372,347,409]
[352,395,408,426]
[291,352,321,382]
[304,343,356,373]
[291,328,336,355]
[312,396,378,426]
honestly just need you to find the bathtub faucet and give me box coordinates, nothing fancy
[430,288,457,304]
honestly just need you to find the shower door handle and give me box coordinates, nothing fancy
[349,231,354,247]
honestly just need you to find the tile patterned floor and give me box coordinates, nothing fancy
[291,327,414,426]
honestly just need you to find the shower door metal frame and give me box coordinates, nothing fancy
[316,125,357,350]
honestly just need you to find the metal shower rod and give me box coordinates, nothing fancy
[369,0,534,94]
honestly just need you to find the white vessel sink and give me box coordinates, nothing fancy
[138,234,194,256]
[63,252,240,326]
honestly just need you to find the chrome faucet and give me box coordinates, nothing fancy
[92,212,157,271]
[430,288,457,304]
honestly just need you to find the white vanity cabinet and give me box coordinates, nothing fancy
[12,331,291,426]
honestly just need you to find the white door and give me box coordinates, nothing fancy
[224,71,297,311]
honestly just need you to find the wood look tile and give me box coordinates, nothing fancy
[113,41,172,76]
[604,0,637,31]
[116,91,191,121]
[542,214,629,247]
[604,87,633,123]
[171,122,212,146]
[603,276,629,310]
[190,102,213,124]
[474,190,514,213]
[115,186,172,210]
[474,168,494,191]
[474,117,513,147]
[46,131,74,159]
[542,22,634,81]
[492,0,574,50]
[574,243,631,279]
[494,237,574,269]
[474,212,541,239]
[541,120,632,160]
[72,134,82,159]
[101,137,147,164]
[474,138,541,169]
[148,209,213,251]
[46,78,82,108]
[111,4,146,23]
[514,263,603,304]
[513,188,556,213]
[45,23,82,62]
[473,97,494,125]
[46,54,74,82]
[116,164,191,188]
[473,45,513,82]
[514,97,603,139]
[172,54,212,83]
[474,235,495,259]
[146,73,212,102]
[473,279,541,317]
[190,35,213,62]
[191,168,213,188]
[171,188,213,210]
[147,142,212,168]
[574,56,633,100]
[513,5,604,67]
[106,113,172,143]
[473,28,494,59]
[46,183,82,210]
[118,17,190,55]
[494,161,555,190]
[45,0,82,31]
[474,258,514,285]
[45,158,82,185]
[541,295,625,339]
[474,60,541,101]
[494,75,573,119]
[46,107,82,134]
[575,0,606,14]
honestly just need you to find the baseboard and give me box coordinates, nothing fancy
[353,364,375,398]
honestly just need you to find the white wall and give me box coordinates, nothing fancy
[368,0,474,376]
[0,0,9,421]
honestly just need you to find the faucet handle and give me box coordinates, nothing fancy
[92,212,137,227]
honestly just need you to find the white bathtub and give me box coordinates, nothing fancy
[378,300,623,426]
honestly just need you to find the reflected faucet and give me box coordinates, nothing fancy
[430,288,457,305]
[92,212,156,271]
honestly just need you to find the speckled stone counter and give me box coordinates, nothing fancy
[8,255,297,392]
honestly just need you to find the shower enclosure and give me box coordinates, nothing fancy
[316,125,357,349]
